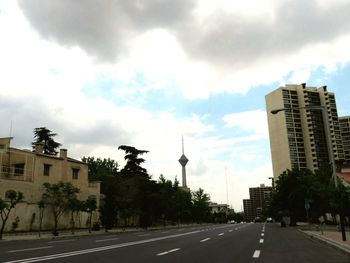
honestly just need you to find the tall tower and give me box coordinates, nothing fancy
[178,136,189,187]
[266,84,344,178]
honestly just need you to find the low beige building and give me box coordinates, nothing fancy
[0,137,100,232]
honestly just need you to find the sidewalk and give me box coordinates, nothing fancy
[301,229,350,254]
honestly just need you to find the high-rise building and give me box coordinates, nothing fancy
[243,184,272,221]
[266,84,344,178]
[339,116,350,162]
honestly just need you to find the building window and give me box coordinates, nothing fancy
[14,163,25,176]
[72,168,79,180]
[43,164,51,176]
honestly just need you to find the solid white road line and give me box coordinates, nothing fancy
[157,248,181,256]
[259,239,264,243]
[4,230,201,263]
[161,231,169,234]
[48,239,76,244]
[200,238,210,242]
[8,246,53,253]
[95,237,119,243]
[218,233,224,236]
[252,250,261,258]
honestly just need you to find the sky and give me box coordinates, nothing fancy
[1,0,350,211]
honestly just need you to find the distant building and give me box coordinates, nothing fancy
[266,84,344,179]
[209,202,229,214]
[0,137,100,232]
[243,184,272,221]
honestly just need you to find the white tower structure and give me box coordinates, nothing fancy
[178,136,189,187]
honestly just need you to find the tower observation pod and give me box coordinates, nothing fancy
[178,136,189,188]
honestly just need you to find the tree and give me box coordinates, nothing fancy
[83,196,97,233]
[192,188,211,223]
[118,145,150,228]
[41,182,80,236]
[0,190,24,240]
[67,197,84,234]
[267,168,319,226]
[32,127,61,155]
[118,145,149,178]
[37,200,45,237]
[81,157,119,182]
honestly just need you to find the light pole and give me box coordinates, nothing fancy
[271,105,346,241]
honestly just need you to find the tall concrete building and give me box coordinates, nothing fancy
[243,184,272,221]
[339,116,350,162]
[266,84,344,178]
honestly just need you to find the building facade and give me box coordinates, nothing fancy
[0,137,100,232]
[266,84,344,178]
[243,184,272,221]
[339,116,350,162]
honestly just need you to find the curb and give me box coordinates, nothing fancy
[299,230,350,255]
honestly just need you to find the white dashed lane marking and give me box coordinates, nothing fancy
[157,248,181,256]
[252,250,261,258]
[200,238,210,242]
[259,239,264,244]
[218,233,224,236]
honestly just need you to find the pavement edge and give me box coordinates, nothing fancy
[299,230,350,255]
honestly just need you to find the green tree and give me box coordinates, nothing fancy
[268,168,318,226]
[41,182,80,236]
[84,196,97,233]
[192,188,211,223]
[68,197,84,234]
[32,127,62,155]
[0,190,24,240]
[118,145,150,228]
[37,200,45,237]
[118,145,149,178]
[81,157,119,182]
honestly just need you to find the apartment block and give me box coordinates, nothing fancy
[0,137,100,232]
[266,84,344,178]
[339,116,350,162]
[243,184,272,221]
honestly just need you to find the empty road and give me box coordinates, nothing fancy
[0,223,349,262]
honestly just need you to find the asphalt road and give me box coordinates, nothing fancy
[0,223,349,263]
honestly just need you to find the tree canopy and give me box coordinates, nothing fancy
[32,127,61,155]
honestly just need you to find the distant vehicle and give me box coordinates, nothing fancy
[266,217,273,223]
[229,220,236,224]
[254,217,262,223]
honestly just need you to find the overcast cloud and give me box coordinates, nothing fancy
[1,1,350,210]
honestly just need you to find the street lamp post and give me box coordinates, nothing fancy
[271,105,346,241]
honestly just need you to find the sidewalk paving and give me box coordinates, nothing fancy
[301,229,350,254]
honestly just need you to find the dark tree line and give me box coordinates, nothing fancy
[263,167,350,227]
[84,145,215,230]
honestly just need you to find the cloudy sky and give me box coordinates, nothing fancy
[1,0,350,211]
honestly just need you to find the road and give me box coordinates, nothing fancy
[0,223,349,262]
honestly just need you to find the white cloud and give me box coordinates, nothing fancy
[223,110,268,138]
